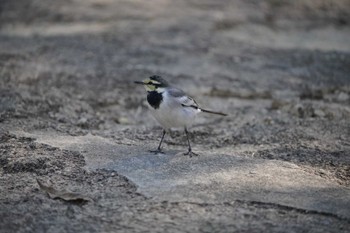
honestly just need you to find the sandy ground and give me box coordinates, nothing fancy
[1,0,350,232]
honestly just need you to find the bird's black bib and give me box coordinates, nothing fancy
[147,91,163,109]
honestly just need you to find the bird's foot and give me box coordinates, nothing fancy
[150,148,164,154]
[183,149,199,157]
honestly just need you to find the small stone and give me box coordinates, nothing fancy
[117,117,130,125]
[78,117,88,124]
[337,92,349,102]
[314,109,326,118]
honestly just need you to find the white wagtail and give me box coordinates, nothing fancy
[135,75,227,157]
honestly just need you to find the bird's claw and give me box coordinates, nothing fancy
[150,149,164,154]
[183,150,199,157]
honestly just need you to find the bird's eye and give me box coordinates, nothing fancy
[147,81,161,88]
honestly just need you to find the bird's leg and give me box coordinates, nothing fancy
[183,127,199,157]
[150,129,166,154]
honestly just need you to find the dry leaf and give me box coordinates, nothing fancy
[37,179,92,203]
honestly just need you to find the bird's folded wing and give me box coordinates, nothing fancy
[168,88,199,109]
[169,87,227,115]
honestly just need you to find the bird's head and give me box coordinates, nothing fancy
[134,75,169,92]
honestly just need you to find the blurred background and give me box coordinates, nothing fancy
[1,0,349,131]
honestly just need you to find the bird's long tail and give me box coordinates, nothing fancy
[182,104,227,116]
[200,108,227,116]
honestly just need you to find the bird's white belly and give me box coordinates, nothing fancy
[149,95,199,129]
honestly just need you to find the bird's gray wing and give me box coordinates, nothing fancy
[167,87,227,115]
[167,87,186,97]
[168,87,199,109]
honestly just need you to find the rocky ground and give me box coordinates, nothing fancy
[0,0,350,232]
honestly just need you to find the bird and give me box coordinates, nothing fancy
[135,75,227,157]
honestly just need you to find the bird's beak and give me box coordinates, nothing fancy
[134,81,145,85]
